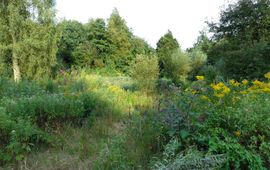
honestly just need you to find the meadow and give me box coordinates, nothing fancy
[0,69,270,169]
[1,0,270,169]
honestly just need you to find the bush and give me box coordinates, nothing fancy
[199,65,222,83]
[0,110,50,165]
[167,49,191,83]
[148,75,270,169]
[0,76,109,166]
[189,49,207,69]
[188,49,207,80]
[130,54,159,92]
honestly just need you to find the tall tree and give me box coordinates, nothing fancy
[85,18,110,56]
[207,0,270,79]
[156,30,180,76]
[57,20,86,67]
[0,0,58,81]
[84,18,111,66]
[130,36,154,56]
[209,0,270,43]
[107,8,132,71]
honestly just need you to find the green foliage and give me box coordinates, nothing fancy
[0,0,58,81]
[207,0,270,79]
[4,94,85,127]
[189,49,207,69]
[85,18,111,59]
[156,30,180,75]
[202,93,270,169]
[190,31,213,54]
[94,113,165,169]
[0,109,50,165]
[130,54,159,92]
[57,20,86,67]
[151,146,226,170]
[72,41,96,68]
[131,36,155,56]
[209,0,270,43]
[198,64,222,83]
[168,49,191,83]
[149,77,270,169]
[107,8,132,71]
[0,74,114,166]
[19,22,59,80]
[188,49,208,80]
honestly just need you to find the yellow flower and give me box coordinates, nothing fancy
[229,79,236,85]
[196,76,204,81]
[242,79,249,85]
[211,84,221,91]
[262,87,270,93]
[234,131,241,137]
[264,72,270,79]
[223,86,231,93]
[211,82,224,91]
[229,79,240,87]
[211,82,230,98]
[253,80,264,87]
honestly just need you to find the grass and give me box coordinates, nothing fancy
[0,70,155,169]
[1,71,270,169]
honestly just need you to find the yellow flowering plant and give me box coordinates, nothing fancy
[196,76,205,81]
[264,72,270,80]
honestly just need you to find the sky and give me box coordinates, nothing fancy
[56,0,231,50]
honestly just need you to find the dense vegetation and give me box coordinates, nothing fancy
[0,0,269,169]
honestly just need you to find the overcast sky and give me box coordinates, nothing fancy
[56,0,231,50]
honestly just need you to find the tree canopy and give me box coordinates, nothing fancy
[0,0,58,81]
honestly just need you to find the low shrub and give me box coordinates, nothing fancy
[130,54,159,93]
[0,110,50,165]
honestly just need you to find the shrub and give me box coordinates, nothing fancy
[130,54,159,92]
[0,110,50,165]
[188,49,207,80]
[199,65,222,83]
[149,74,270,169]
[189,49,207,69]
[167,49,191,83]
[3,93,95,128]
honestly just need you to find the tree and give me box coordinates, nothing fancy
[84,18,111,66]
[130,36,154,56]
[0,0,58,81]
[72,41,96,68]
[156,30,180,76]
[207,0,270,79]
[209,0,270,43]
[189,31,212,54]
[85,18,111,56]
[107,8,132,71]
[57,20,86,67]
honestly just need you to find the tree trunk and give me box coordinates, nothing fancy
[11,34,21,82]
[12,52,21,82]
